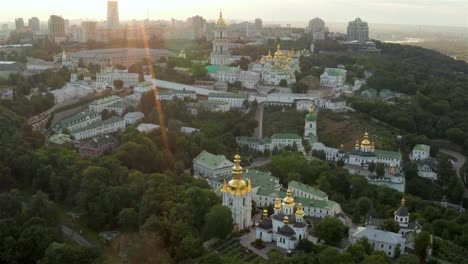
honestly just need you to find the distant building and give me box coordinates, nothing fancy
[193,150,234,181]
[137,123,160,133]
[410,144,430,161]
[304,105,317,138]
[89,96,123,113]
[410,144,437,180]
[70,116,126,141]
[157,90,197,101]
[0,88,13,100]
[347,18,369,42]
[351,228,405,257]
[210,66,260,89]
[81,21,97,42]
[49,80,94,104]
[48,15,66,43]
[255,18,263,36]
[107,0,120,29]
[208,93,247,109]
[96,66,139,88]
[296,100,314,112]
[28,17,40,33]
[308,17,326,41]
[15,18,25,31]
[79,134,119,158]
[320,68,347,89]
[133,81,153,93]
[271,133,304,152]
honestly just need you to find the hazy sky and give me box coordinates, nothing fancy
[3,0,468,27]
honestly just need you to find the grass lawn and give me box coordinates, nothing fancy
[263,106,308,138]
[317,110,400,151]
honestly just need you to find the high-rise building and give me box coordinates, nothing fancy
[81,21,97,43]
[107,1,120,29]
[255,18,262,36]
[48,15,65,42]
[210,12,230,66]
[347,17,369,42]
[188,15,207,39]
[15,18,24,31]
[29,17,40,32]
[308,17,326,40]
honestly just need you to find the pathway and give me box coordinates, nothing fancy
[253,103,264,139]
[239,227,275,259]
[440,148,468,198]
[61,224,93,247]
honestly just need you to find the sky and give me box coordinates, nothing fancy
[3,0,468,28]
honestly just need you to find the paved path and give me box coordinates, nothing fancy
[239,227,275,259]
[440,148,467,198]
[61,225,93,247]
[253,103,264,139]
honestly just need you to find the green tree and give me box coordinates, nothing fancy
[314,216,349,246]
[113,79,124,89]
[381,219,400,233]
[118,208,139,232]
[414,231,431,264]
[394,255,419,264]
[0,191,22,219]
[279,79,288,87]
[368,162,376,175]
[376,163,385,177]
[202,205,233,239]
[39,242,100,264]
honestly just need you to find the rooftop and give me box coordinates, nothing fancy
[70,116,124,134]
[323,68,347,77]
[352,227,404,245]
[375,150,402,160]
[289,180,328,199]
[193,150,234,170]
[271,133,302,140]
[209,93,248,99]
[413,144,430,152]
[57,111,100,129]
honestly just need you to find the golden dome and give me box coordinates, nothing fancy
[309,105,315,114]
[274,44,283,57]
[274,198,282,210]
[260,57,266,64]
[401,197,406,206]
[355,140,360,148]
[266,50,273,60]
[283,216,289,225]
[283,189,295,206]
[390,163,395,168]
[217,12,226,25]
[361,131,371,146]
[226,153,249,195]
[262,208,269,219]
[295,203,304,217]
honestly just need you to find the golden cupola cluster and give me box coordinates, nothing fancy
[356,131,375,151]
[262,208,269,219]
[283,188,295,206]
[217,11,226,25]
[274,198,282,210]
[259,44,296,66]
[222,154,252,195]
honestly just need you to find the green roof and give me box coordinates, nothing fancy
[57,111,100,129]
[206,65,220,74]
[193,150,233,170]
[256,187,285,197]
[108,101,127,109]
[236,136,271,145]
[271,133,302,140]
[289,180,328,198]
[71,116,124,134]
[324,68,347,77]
[308,134,318,144]
[244,169,280,190]
[296,197,339,209]
[375,150,402,159]
[159,90,196,95]
[306,113,317,121]
[209,93,248,99]
[413,144,430,152]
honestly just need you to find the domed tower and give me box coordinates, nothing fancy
[304,104,317,138]
[282,189,295,215]
[295,203,305,223]
[210,12,231,65]
[394,197,409,228]
[221,153,253,230]
[274,198,282,215]
[360,131,372,152]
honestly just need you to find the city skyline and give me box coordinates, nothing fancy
[2,0,467,28]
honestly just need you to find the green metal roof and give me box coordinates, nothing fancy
[57,111,100,129]
[289,180,328,198]
[206,65,220,73]
[209,93,248,99]
[324,68,347,77]
[71,116,124,134]
[413,144,430,152]
[306,113,317,121]
[236,136,271,145]
[271,133,302,140]
[193,150,233,170]
[375,150,402,159]
[296,197,338,209]
[244,169,280,190]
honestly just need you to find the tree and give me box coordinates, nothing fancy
[202,205,233,240]
[314,216,349,246]
[113,79,124,89]
[394,255,419,264]
[414,231,431,264]
[0,191,22,219]
[381,219,400,233]
[368,162,376,175]
[191,64,207,78]
[376,163,385,177]
[39,242,100,264]
[279,79,288,87]
[118,208,139,232]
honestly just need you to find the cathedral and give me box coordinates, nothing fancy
[221,154,253,230]
[250,45,300,86]
[255,189,309,250]
[210,12,231,66]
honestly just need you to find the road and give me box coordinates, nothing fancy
[253,103,264,139]
[440,148,468,198]
[61,225,93,247]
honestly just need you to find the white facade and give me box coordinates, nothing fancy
[71,117,126,141]
[296,100,314,112]
[271,134,304,151]
[96,67,139,88]
[410,145,430,161]
[210,12,231,66]
[157,90,197,101]
[208,93,247,109]
[351,227,405,258]
[193,151,234,180]
[304,106,317,138]
[50,81,94,104]
[54,111,101,133]
[320,68,347,89]
[134,82,154,93]
[216,67,260,89]
[347,18,369,42]
[137,123,160,133]
[123,112,144,125]
[89,96,123,113]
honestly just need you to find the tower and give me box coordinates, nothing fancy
[210,12,231,65]
[304,104,317,137]
[394,197,409,228]
[221,154,252,230]
[282,189,295,215]
[107,1,120,30]
[295,203,304,223]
